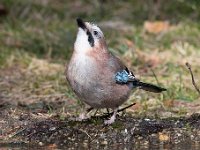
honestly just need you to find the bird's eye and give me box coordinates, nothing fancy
[93,31,98,36]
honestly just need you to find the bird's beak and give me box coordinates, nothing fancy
[76,18,95,47]
[76,18,87,30]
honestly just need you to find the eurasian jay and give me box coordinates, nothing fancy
[66,18,166,124]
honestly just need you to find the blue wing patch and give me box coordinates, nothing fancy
[115,70,129,83]
[115,68,136,84]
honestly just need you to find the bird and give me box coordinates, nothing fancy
[66,18,166,124]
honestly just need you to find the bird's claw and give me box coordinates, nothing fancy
[104,115,116,125]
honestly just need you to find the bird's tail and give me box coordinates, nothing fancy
[133,81,166,93]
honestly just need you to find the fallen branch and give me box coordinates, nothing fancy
[185,62,200,96]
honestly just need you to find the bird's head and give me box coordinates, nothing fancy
[74,18,106,54]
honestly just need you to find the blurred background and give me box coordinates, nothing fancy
[0,0,200,118]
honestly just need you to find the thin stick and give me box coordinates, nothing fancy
[93,109,99,116]
[150,67,160,85]
[86,107,94,113]
[118,103,136,113]
[99,103,136,118]
[185,62,200,95]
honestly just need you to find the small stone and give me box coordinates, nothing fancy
[49,127,56,131]
[124,128,128,134]
[39,142,43,146]
[101,140,108,145]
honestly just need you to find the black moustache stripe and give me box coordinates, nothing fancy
[87,30,94,47]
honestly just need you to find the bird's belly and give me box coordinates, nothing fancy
[69,74,132,108]
[67,56,132,108]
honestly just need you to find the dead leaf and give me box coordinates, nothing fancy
[144,21,170,34]
[164,99,174,108]
[136,49,161,67]
[159,132,169,141]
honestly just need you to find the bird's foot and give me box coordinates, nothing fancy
[104,108,118,125]
[70,106,94,121]
[104,115,116,125]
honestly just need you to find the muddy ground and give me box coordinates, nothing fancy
[1,100,200,149]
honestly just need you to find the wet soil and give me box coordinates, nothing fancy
[1,101,200,150]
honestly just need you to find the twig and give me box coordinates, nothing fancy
[7,127,27,139]
[98,103,136,118]
[150,67,160,85]
[117,103,136,113]
[103,103,136,117]
[185,62,200,95]
[90,103,136,118]
[78,129,91,139]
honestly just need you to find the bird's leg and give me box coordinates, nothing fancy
[74,106,93,121]
[106,108,110,114]
[93,109,99,116]
[86,107,94,113]
[104,108,118,125]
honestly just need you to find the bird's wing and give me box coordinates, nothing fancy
[115,67,138,84]
[114,67,166,92]
[107,52,138,83]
